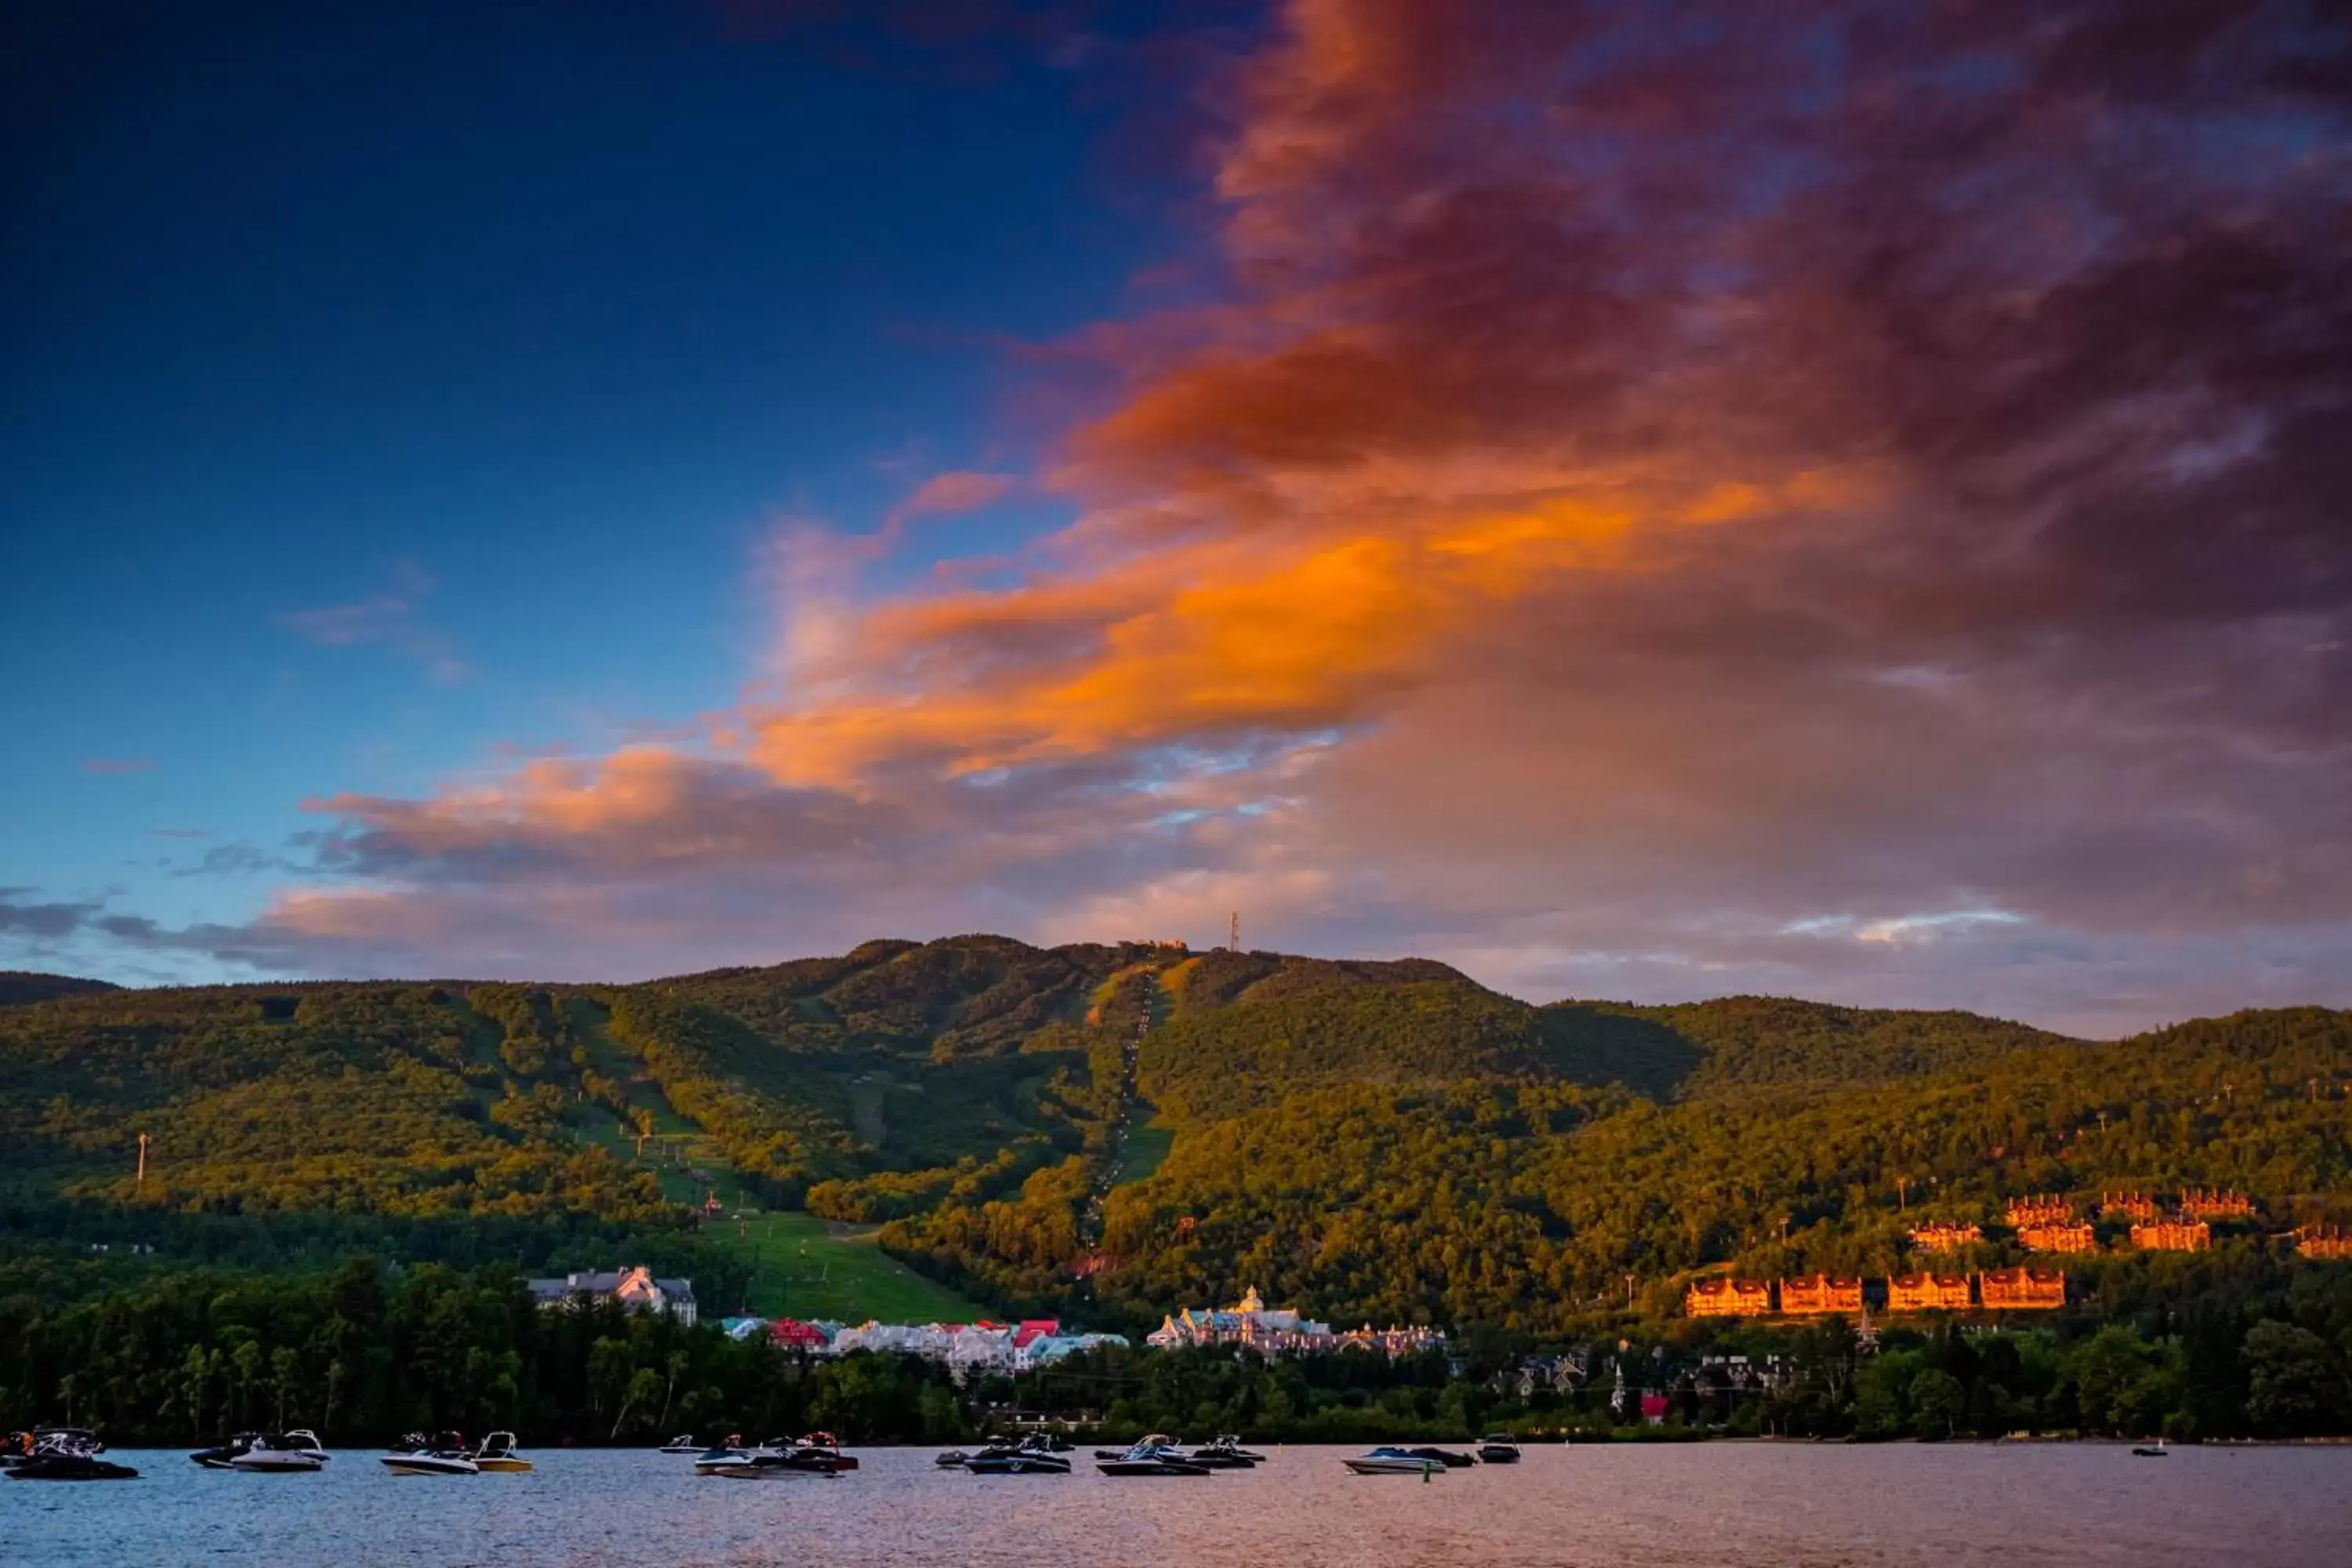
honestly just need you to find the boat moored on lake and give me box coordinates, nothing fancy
[1096,1436,1210,1476]
[964,1435,1073,1475]
[382,1433,480,1476]
[1476,1434,1523,1464]
[1345,1446,1446,1476]
[230,1430,329,1472]
[7,1430,136,1482]
[657,1433,702,1454]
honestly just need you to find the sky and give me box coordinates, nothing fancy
[3,0,2348,1037]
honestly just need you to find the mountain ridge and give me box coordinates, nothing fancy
[4,935,2344,1335]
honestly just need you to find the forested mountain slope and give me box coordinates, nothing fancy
[3,938,2347,1337]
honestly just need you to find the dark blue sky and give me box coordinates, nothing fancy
[3,0,1177,946]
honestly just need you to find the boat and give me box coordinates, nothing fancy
[1405,1445,1477,1468]
[935,1449,972,1468]
[190,1432,263,1470]
[230,1430,330,1472]
[789,1431,858,1473]
[381,1432,480,1476]
[1477,1434,1523,1464]
[1181,1436,1258,1469]
[1095,1436,1210,1477]
[691,1434,750,1471]
[2133,1441,2169,1457]
[1345,1446,1450,1476]
[700,1436,841,1480]
[965,1435,1073,1475]
[473,1431,532,1472]
[657,1433,703,1454]
[7,1430,136,1481]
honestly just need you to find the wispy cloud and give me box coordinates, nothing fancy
[277,563,466,683]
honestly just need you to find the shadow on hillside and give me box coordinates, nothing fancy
[1537,1006,1704,1101]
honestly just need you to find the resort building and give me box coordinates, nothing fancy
[1978,1268,2067,1310]
[1142,1287,1442,1356]
[2005,1194,2076,1228]
[2129,1219,2212,1252]
[1684,1278,1771,1319]
[524,1265,697,1325]
[2298,1228,2352,1261]
[2180,1189,2256,1221]
[1907,1223,1983,1254]
[1777,1274,1864,1316]
[2017,1222,2098,1254]
[1887,1272,1972,1312]
[2101,1192,2161,1223]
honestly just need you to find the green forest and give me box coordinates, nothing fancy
[4,936,2350,1441]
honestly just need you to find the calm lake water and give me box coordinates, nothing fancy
[6,1443,2347,1566]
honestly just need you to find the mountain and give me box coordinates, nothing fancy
[3,936,2347,1334]
[0,971,118,1007]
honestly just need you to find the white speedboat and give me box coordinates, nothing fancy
[473,1431,532,1472]
[230,1430,329,1472]
[1345,1446,1445,1475]
[657,1433,702,1454]
[382,1433,479,1476]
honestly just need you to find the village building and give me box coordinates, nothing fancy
[2005,1193,2076,1228]
[2180,1189,2256,1221]
[1978,1268,2066,1309]
[1907,1223,1983,1253]
[1684,1277,1771,1318]
[1887,1272,1972,1312]
[1777,1273,1864,1316]
[2129,1219,2212,1252]
[523,1265,697,1325]
[2101,1192,2161,1222]
[2298,1227,2352,1261]
[2018,1222,2098,1254]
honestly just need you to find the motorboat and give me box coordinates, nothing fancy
[935,1449,972,1468]
[2132,1441,2169,1457]
[6,1430,136,1481]
[1404,1445,1477,1468]
[965,1435,1073,1475]
[230,1430,330,1472]
[1345,1446,1451,1476]
[382,1432,480,1476]
[1477,1434,1523,1464]
[1181,1436,1258,1469]
[1096,1436,1210,1477]
[473,1431,532,1472]
[1200,1433,1265,1462]
[191,1432,263,1469]
[790,1431,858,1473]
[700,1436,841,1480]
[692,1435,750,1471]
[657,1433,703,1454]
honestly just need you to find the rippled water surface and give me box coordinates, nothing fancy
[8,1443,2347,1566]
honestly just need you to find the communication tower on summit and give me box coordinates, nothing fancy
[1229,910,1240,952]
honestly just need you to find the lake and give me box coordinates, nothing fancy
[6,1443,2347,1566]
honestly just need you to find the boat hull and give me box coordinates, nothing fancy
[381,1456,478,1476]
[8,1458,140,1481]
[474,1457,533,1472]
[703,1461,837,1479]
[230,1454,325,1473]
[1096,1461,1210,1476]
[1345,1458,1442,1475]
